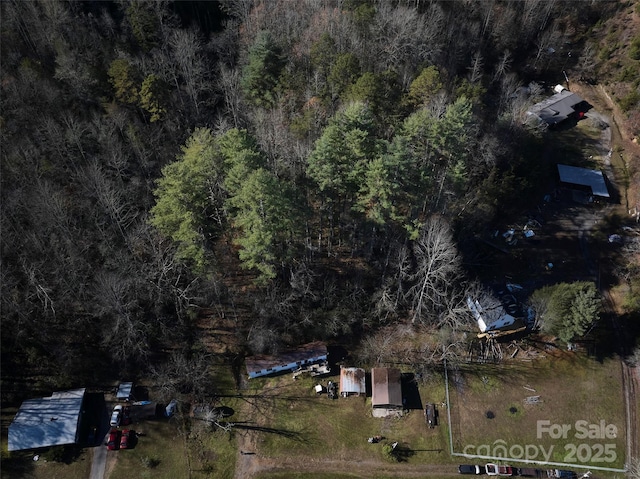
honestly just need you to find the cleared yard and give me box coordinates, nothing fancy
[107,414,236,479]
[252,373,447,464]
[447,353,627,470]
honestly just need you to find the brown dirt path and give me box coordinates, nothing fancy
[235,453,461,478]
[572,81,640,469]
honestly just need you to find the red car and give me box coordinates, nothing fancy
[107,429,121,450]
[120,429,131,449]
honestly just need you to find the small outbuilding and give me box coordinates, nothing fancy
[371,368,403,418]
[246,342,328,379]
[8,389,86,452]
[557,164,610,199]
[339,367,366,397]
[116,382,133,401]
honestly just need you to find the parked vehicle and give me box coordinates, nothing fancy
[425,403,437,427]
[122,406,131,425]
[486,463,513,476]
[548,470,576,478]
[165,399,177,417]
[517,467,543,477]
[120,429,131,449]
[459,464,483,474]
[110,405,123,427]
[107,429,120,450]
[327,381,337,399]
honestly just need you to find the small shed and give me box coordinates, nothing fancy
[246,342,328,379]
[8,389,86,451]
[116,382,133,401]
[371,368,403,417]
[339,367,365,397]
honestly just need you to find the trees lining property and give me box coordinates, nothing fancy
[1,0,638,433]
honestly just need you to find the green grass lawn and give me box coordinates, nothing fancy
[447,354,627,471]
[0,439,92,479]
[0,353,629,479]
[252,373,448,464]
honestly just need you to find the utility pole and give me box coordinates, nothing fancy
[563,70,570,91]
[562,51,571,90]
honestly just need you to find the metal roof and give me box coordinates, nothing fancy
[557,164,609,197]
[8,389,86,451]
[116,382,133,400]
[371,368,402,407]
[527,90,584,125]
[339,367,365,395]
[245,342,327,376]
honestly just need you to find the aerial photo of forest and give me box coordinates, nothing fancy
[1,1,640,478]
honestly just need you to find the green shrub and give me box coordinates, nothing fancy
[619,90,640,112]
[629,35,640,60]
[141,456,161,468]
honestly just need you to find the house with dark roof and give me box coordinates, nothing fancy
[371,368,403,417]
[245,342,328,379]
[527,90,587,126]
[8,389,86,451]
[339,367,366,397]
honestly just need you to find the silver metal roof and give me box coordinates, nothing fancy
[339,367,365,395]
[557,164,609,197]
[8,389,86,451]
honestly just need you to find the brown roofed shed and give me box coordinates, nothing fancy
[371,368,402,416]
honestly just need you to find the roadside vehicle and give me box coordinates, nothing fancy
[110,404,123,427]
[120,429,130,449]
[549,470,576,478]
[107,429,120,450]
[486,463,513,476]
[425,403,437,427]
[459,464,483,474]
[517,467,543,477]
[122,406,131,425]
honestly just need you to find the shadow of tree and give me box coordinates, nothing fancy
[226,422,307,442]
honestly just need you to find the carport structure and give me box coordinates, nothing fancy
[557,164,610,198]
[339,367,365,397]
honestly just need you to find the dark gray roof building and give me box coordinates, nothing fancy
[527,90,585,125]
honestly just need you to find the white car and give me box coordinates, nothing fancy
[110,405,123,427]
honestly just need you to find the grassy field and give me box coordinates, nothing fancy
[0,439,92,479]
[447,353,627,470]
[0,352,629,479]
[106,411,239,479]
[250,372,448,465]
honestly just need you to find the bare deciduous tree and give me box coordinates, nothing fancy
[405,216,462,325]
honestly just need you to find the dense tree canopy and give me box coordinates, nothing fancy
[530,282,602,343]
[0,0,631,400]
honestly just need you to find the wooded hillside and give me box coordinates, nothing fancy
[1,0,638,403]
